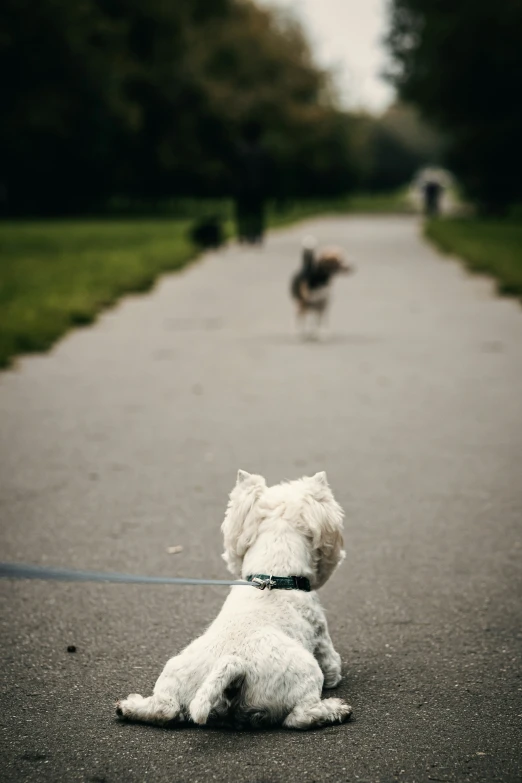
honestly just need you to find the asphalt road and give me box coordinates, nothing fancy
[1,216,521,783]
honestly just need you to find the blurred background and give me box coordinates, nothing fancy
[0,0,449,216]
[1,0,521,365]
[2,5,522,780]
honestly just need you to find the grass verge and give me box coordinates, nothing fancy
[268,190,411,227]
[425,218,522,299]
[0,192,408,368]
[0,219,196,368]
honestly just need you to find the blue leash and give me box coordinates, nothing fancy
[0,562,253,587]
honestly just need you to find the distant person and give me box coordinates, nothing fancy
[423,179,443,216]
[234,120,270,244]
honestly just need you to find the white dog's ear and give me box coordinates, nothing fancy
[221,471,266,576]
[312,471,328,486]
[304,476,345,589]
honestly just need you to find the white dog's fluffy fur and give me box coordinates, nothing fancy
[116,470,352,730]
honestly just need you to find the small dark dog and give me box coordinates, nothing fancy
[190,216,224,249]
[290,237,352,337]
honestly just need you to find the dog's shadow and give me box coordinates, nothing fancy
[116,715,354,736]
[251,333,381,347]
[115,684,357,736]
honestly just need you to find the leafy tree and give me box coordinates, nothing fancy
[0,0,357,214]
[0,0,136,213]
[387,0,522,212]
[346,104,445,192]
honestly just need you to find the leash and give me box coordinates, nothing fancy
[0,562,253,587]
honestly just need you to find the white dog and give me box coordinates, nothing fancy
[116,470,352,730]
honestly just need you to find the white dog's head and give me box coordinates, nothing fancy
[221,470,345,589]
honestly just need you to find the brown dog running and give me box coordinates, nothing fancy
[290,237,353,336]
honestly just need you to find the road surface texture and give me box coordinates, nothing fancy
[1,216,521,783]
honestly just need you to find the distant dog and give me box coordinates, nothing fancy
[291,237,352,337]
[116,470,352,730]
[190,216,224,248]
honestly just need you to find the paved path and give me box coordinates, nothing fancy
[1,217,521,783]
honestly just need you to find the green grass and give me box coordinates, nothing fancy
[0,219,196,368]
[268,190,411,226]
[345,190,412,213]
[425,218,522,299]
[0,192,407,368]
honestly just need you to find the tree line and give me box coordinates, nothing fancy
[387,0,522,214]
[1,0,443,216]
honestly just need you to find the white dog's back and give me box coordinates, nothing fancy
[173,588,326,726]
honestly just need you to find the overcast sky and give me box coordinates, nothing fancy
[260,0,395,113]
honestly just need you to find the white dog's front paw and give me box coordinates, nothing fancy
[323,670,342,689]
[321,650,342,688]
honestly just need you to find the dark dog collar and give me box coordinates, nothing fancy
[247,574,311,592]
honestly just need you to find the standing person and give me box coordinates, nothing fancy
[234,120,270,244]
[423,179,443,216]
